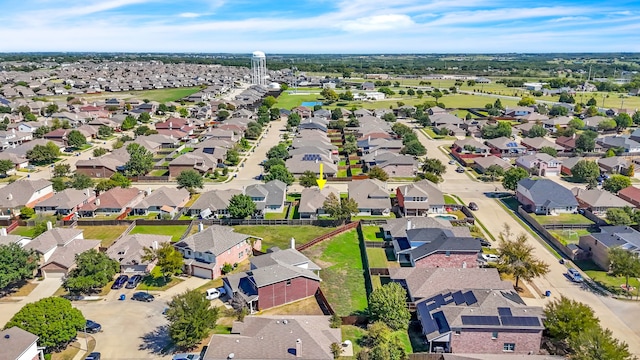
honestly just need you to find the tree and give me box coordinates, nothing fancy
[539,146,558,157]
[176,170,204,193]
[263,158,285,172]
[121,115,137,130]
[401,140,426,156]
[339,91,354,101]
[33,125,50,139]
[598,119,617,131]
[228,194,256,219]
[226,149,240,166]
[496,225,549,288]
[633,111,640,125]
[431,89,443,103]
[481,122,512,139]
[494,98,504,110]
[485,164,505,181]
[571,160,600,183]
[422,158,446,176]
[69,173,94,190]
[609,247,640,291]
[51,177,68,192]
[360,322,407,360]
[549,105,569,116]
[518,97,536,106]
[27,143,59,165]
[98,126,113,139]
[141,242,184,280]
[108,172,130,188]
[587,97,597,106]
[615,113,633,130]
[586,105,599,117]
[165,289,220,350]
[603,174,631,193]
[323,193,358,222]
[321,88,339,102]
[264,164,294,185]
[134,125,151,136]
[576,131,598,152]
[343,140,358,155]
[368,166,389,181]
[502,167,529,191]
[125,143,154,176]
[66,130,86,148]
[95,179,116,194]
[19,206,35,219]
[92,147,107,157]
[138,112,151,123]
[5,297,85,352]
[299,171,318,188]
[245,122,262,139]
[544,296,600,343]
[266,144,289,160]
[368,283,411,330]
[64,249,119,294]
[261,95,277,109]
[0,159,14,175]
[287,112,301,127]
[569,117,584,130]
[527,124,547,138]
[605,208,633,225]
[569,326,635,360]
[0,243,38,289]
[559,92,575,104]
[382,112,396,122]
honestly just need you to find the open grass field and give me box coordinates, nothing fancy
[46,87,202,103]
[129,225,189,242]
[275,92,323,109]
[232,225,338,250]
[78,226,128,247]
[531,213,594,225]
[301,229,367,316]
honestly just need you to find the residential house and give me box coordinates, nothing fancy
[473,155,512,174]
[78,187,144,217]
[396,180,445,216]
[298,186,340,219]
[362,151,418,178]
[313,109,331,119]
[188,189,242,218]
[292,106,312,118]
[504,106,533,117]
[203,316,340,360]
[285,153,337,177]
[298,117,328,132]
[618,186,640,207]
[0,327,44,360]
[131,186,190,216]
[224,246,321,311]
[428,106,447,116]
[169,148,227,178]
[357,137,403,154]
[515,153,562,176]
[174,225,262,279]
[572,188,634,215]
[0,151,29,171]
[245,180,287,215]
[583,116,608,130]
[380,217,461,241]
[629,128,640,143]
[0,180,53,217]
[579,225,640,270]
[597,135,640,153]
[348,179,391,216]
[206,128,239,142]
[25,227,100,278]
[518,113,549,123]
[415,289,544,354]
[353,108,373,117]
[452,138,490,154]
[520,137,563,152]
[543,116,573,132]
[394,227,481,268]
[561,157,588,176]
[107,234,172,274]
[485,137,527,154]
[430,113,464,128]
[598,156,631,174]
[555,135,578,152]
[34,189,95,216]
[516,178,578,215]
[75,147,130,178]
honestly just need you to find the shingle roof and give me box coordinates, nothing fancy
[107,234,172,266]
[404,228,481,261]
[80,187,142,211]
[189,189,242,212]
[348,179,390,210]
[381,217,455,239]
[589,225,640,250]
[25,228,84,254]
[245,180,287,208]
[175,225,258,256]
[44,239,100,269]
[573,188,634,208]
[0,179,52,209]
[35,188,93,210]
[619,186,640,202]
[133,186,189,210]
[517,178,578,208]
[398,180,444,210]
[251,247,321,271]
[0,327,39,360]
[298,186,339,214]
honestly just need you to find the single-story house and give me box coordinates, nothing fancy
[452,138,490,154]
[485,137,527,154]
[130,186,190,216]
[598,156,631,175]
[572,188,634,216]
[618,186,640,207]
[34,189,95,216]
[473,155,512,174]
[516,178,578,215]
[298,186,340,219]
[348,179,391,216]
[285,154,337,178]
[78,187,145,217]
[188,189,242,218]
[395,228,481,268]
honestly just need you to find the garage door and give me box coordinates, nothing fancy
[192,266,212,279]
[43,270,66,278]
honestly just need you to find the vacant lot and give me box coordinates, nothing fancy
[129,225,189,242]
[78,226,128,247]
[232,225,338,250]
[302,229,367,316]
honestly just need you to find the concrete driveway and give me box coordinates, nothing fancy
[0,277,62,328]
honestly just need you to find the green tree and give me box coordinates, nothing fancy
[176,169,204,193]
[262,96,277,108]
[19,207,35,219]
[0,243,38,289]
[518,97,536,106]
[576,131,597,152]
[27,143,60,165]
[527,124,547,138]
[485,164,505,181]
[606,208,633,225]
[421,158,446,176]
[217,110,230,120]
[320,88,339,102]
[95,179,116,194]
[544,296,600,343]
[125,143,154,176]
[368,166,389,181]
[226,149,240,166]
[360,322,407,360]
[549,105,569,116]
[539,146,558,157]
[287,112,301,127]
[571,160,600,183]
[569,326,635,360]
[597,119,617,131]
[5,297,85,352]
[264,164,294,185]
[569,117,585,129]
[64,249,119,294]
[228,194,257,219]
[494,98,504,110]
[343,140,358,155]
[33,125,50,139]
[66,130,86,148]
[615,113,633,130]
[121,115,137,130]
[0,159,14,175]
[633,111,640,125]
[138,112,151,123]
[263,158,285,172]
[608,247,640,291]
[266,144,289,160]
[431,89,443,103]
[45,103,59,116]
[141,242,184,280]
[587,97,597,106]
[323,192,358,222]
[502,167,529,191]
[368,283,411,330]
[603,174,631,193]
[92,147,107,157]
[401,140,426,156]
[586,105,599,117]
[481,122,512,139]
[382,112,397,122]
[134,125,151,136]
[166,289,219,350]
[299,171,318,188]
[69,173,94,190]
[496,225,549,288]
[98,125,113,139]
[51,177,68,192]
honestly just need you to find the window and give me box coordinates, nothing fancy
[286,279,292,286]
[492,331,498,339]
[454,330,461,335]
[503,343,515,352]
[445,250,450,257]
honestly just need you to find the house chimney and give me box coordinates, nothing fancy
[46,221,52,231]
[0,228,7,236]
[290,237,295,249]
[95,198,100,206]
[295,339,302,358]
[152,241,158,250]
[368,135,371,142]
[406,219,412,231]
[198,222,204,232]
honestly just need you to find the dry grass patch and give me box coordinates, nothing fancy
[500,273,535,298]
[259,296,324,316]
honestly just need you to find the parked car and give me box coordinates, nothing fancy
[476,238,491,247]
[482,254,499,262]
[205,287,226,300]
[448,160,456,165]
[131,292,155,302]
[125,275,143,289]
[172,354,201,360]
[111,275,129,289]
[85,320,101,333]
[85,353,101,360]
[468,202,479,211]
[456,167,465,173]
[567,268,584,283]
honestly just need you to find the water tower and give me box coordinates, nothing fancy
[251,51,267,86]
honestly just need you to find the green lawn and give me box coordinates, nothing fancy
[575,260,640,296]
[361,225,384,241]
[548,229,592,246]
[531,213,594,225]
[275,92,323,109]
[10,226,37,238]
[501,196,521,211]
[149,170,168,176]
[232,225,338,250]
[78,226,128,247]
[341,325,413,356]
[351,214,396,220]
[264,208,288,220]
[443,194,458,205]
[302,229,367,316]
[337,169,348,178]
[133,87,202,102]
[351,168,363,176]
[141,266,184,291]
[366,248,388,268]
[422,127,456,140]
[130,225,189,242]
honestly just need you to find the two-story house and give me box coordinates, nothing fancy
[245,180,287,216]
[515,153,562,176]
[0,327,44,360]
[396,180,445,216]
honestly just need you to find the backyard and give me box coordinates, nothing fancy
[301,229,368,316]
[575,260,640,296]
[548,229,592,246]
[232,225,338,250]
[78,226,128,247]
[365,248,398,268]
[341,324,412,357]
[531,213,594,225]
[361,225,384,241]
[129,225,189,242]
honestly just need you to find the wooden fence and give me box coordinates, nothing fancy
[296,221,359,251]
[517,206,581,260]
[314,288,334,315]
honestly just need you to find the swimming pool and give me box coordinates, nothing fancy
[435,215,457,221]
[301,101,323,107]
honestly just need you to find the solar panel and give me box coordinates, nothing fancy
[501,316,541,327]
[432,311,451,332]
[498,307,513,317]
[461,316,501,326]
[463,291,478,305]
[452,291,465,305]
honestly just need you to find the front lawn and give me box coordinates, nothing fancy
[301,229,368,316]
[141,267,184,291]
[366,248,388,268]
[232,225,338,250]
[78,226,128,247]
[443,194,458,205]
[130,225,189,242]
[531,213,594,225]
[361,225,384,241]
[575,260,640,296]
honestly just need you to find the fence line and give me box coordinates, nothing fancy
[314,288,335,315]
[517,207,580,260]
[296,221,359,251]
[180,220,196,241]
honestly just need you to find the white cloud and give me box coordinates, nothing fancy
[179,12,201,18]
[547,16,590,23]
[340,14,415,32]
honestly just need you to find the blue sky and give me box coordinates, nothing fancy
[1,0,639,53]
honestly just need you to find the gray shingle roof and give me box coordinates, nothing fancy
[0,179,52,209]
[133,186,190,210]
[573,188,634,208]
[175,225,258,256]
[189,189,242,212]
[381,217,454,239]
[589,225,640,250]
[348,179,390,210]
[517,178,578,208]
[298,186,339,214]
[245,180,287,208]
[25,228,84,254]
[107,234,172,266]
[404,228,481,261]
[35,188,93,210]
[0,327,39,360]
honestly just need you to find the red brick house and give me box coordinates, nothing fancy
[618,186,640,207]
[394,228,481,268]
[292,106,312,118]
[223,246,321,312]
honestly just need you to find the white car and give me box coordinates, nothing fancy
[567,268,584,283]
[205,287,226,300]
[482,254,500,262]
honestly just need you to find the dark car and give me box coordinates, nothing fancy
[85,352,101,360]
[456,167,465,173]
[131,292,155,302]
[85,320,102,333]
[476,238,491,247]
[125,275,143,289]
[468,202,479,211]
[111,275,129,290]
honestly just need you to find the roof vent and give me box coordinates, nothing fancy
[228,353,235,359]
[283,319,288,324]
